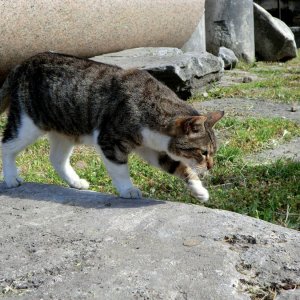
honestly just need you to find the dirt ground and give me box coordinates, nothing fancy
[194,98,300,162]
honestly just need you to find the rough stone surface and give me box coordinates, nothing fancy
[290,27,300,48]
[182,14,206,53]
[0,0,205,84]
[218,47,239,70]
[0,183,299,299]
[276,289,300,300]
[90,48,223,99]
[254,3,298,62]
[205,0,255,63]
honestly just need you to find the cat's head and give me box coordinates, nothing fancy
[167,111,224,173]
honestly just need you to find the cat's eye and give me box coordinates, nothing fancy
[201,150,208,156]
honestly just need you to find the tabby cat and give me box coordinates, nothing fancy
[0,53,224,201]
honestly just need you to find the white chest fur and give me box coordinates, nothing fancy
[141,128,170,152]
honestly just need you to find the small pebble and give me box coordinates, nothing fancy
[183,239,201,247]
[242,76,253,83]
[290,102,297,112]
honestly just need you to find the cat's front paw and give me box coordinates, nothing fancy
[188,180,209,202]
[5,176,23,188]
[69,179,90,190]
[120,187,143,199]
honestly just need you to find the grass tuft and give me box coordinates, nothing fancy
[191,49,300,103]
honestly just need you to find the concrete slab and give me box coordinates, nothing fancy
[0,183,299,299]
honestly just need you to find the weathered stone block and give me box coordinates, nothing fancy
[218,47,239,70]
[0,182,299,299]
[254,3,298,61]
[90,48,223,100]
[205,0,255,63]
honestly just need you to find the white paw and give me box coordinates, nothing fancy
[5,176,23,188]
[120,187,143,199]
[70,179,90,190]
[188,180,209,202]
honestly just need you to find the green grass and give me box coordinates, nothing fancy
[0,115,6,132]
[208,160,300,230]
[191,49,300,103]
[1,115,299,229]
[215,117,300,161]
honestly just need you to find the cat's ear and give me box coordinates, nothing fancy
[205,111,224,127]
[173,116,207,135]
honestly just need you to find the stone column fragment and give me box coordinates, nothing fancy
[0,0,205,84]
[205,0,255,63]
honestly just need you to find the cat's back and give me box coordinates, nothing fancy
[4,52,197,134]
[5,53,127,135]
[14,52,121,87]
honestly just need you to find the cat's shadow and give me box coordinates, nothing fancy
[0,182,165,209]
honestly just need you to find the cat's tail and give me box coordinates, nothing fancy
[0,77,11,115]
[0,64,22,115]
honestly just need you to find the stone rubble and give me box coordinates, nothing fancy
[254,3,298,62]
[218,47,239,70]
[90,47,223,100]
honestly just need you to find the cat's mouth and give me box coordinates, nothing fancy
[185,156,213,173]
[166,150,213,174]
[189,158,213,176]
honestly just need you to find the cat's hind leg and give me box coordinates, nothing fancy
[2,114,43,188]
[48,132,89,190]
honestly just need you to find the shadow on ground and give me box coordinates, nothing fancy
[0,182,165,209]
